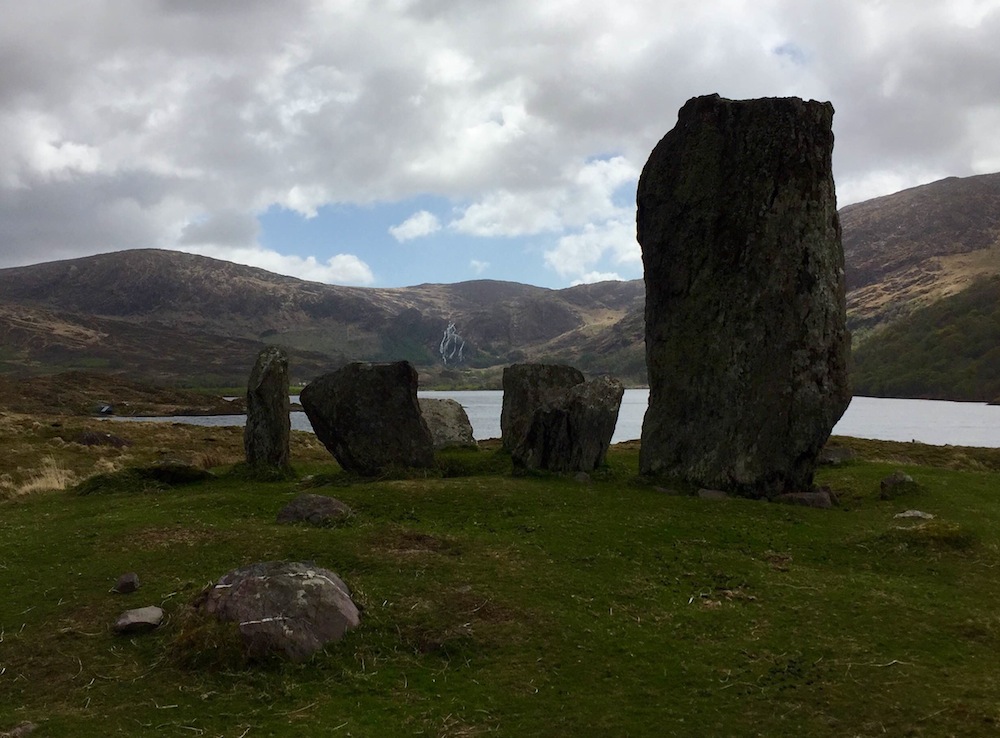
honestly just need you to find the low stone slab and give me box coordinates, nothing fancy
[195,561,360,662]
[114,606,163,634]
[419,398,477,450]
[277,494,352,527]
[773,488,835,508]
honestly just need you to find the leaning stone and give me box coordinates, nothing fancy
[419,398,477,450]
[195,561,360,662]
[300,361,434,476]
[114,606,163,634]
[244,346,292,474]
[512,376,624,472]
[880,471,918,500]
[113,572,140,594]
[277,494,352,527]
[638,94,851,498]
[501,363,584,452]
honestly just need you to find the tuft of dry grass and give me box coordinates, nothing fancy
[6,456,78,498]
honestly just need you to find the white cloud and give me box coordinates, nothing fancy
[389,210,441,241]
[572,271,624,286]
[175,245,375,286]
[469,259,490,274]
[3,0,1000,285]
[544,217,638,280]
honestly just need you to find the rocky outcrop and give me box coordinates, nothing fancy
[500,363,585,452]
[419,398,477,450]
[638,94,851,498]
[243,346,291,474]
[300,361,434,476]
[195,561,360,662]
[512,376,625,472]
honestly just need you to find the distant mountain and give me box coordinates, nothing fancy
[2,171,999,399]
[0,249,645,387]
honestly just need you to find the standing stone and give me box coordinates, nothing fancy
[300,361,434,475]
[244,346,291,474]
[419,398,478,450]
[500,363,585,451]
[512,376,625,472]
[638,94,851,497]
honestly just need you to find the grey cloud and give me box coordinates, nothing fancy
[179,210,260,247]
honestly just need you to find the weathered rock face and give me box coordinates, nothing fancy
[300,361,434,475]
[638,94,851,497]
[513,376,625,472]
[500,363,585,451]
[243,346,291,472]
[419,398,478,449]
[195,561,360,662]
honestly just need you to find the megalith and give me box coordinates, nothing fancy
[638,94,851,497]
[243,345,291,474]
[512,376,625,472]
[300,361,434,475]
[500,363,585,451]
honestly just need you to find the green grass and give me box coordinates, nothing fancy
[4,440,1000,735]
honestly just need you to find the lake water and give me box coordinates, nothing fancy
[113,390,1000,449]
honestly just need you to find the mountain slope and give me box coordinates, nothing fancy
[0,250,644,386]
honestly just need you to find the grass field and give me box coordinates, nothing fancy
[2,416,1000,736]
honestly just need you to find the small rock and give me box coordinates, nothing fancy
[113,572,140,594]
[772,488,834,509]
[880,471,918,500]
[698,489,729,500]
[573,472,591,484]
[277,494,352,527]
[818,444,858,466]
[894,510,935,520]
[114,606,164,634]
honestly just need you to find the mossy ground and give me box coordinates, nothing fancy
[3,423,1000,736]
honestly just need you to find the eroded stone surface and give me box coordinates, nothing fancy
[638,94,851,498]
[500,363,584,452]
[512,376,624,472]
[114,606,163,634]
[195,561,360,662]
[300,361,434,476]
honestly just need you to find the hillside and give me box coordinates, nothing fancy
[2,171,1000,398]
[0,250,645,387]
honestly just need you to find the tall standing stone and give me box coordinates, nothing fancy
[300,361,434,476]
[243,346,291,474]
[638,94,851,497]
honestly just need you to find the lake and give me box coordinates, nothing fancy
[114,390,1000,449]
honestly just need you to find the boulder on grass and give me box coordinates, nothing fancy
[114,606,163,634]
[501,363,585,452]
[880,471,918,500]
[419,398,477,450]
[277,494,352,527]
[195,561,360,662]
[300,361,434,476]
[512,376,625,472]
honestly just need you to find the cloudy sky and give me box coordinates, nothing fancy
[2,1,999,288]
